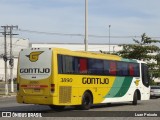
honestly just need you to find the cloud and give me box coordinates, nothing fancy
[0,0,160,44]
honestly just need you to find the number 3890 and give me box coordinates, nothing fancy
[61,78,73,82]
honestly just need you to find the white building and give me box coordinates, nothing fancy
[30,43,122,53]
[0,37,29,81]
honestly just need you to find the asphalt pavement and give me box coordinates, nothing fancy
[0,82,16,97]
[0,82,160,119]
[0,95,160,120]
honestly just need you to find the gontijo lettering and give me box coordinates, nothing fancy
[20,68,50,74]
[82,77,109,84]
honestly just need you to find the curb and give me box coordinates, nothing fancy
[0,94,16,98]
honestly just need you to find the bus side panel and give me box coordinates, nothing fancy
[54,74,117,105]
[102,76,150,103]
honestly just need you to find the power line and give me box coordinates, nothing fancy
[18,29,83,37]
[16,29,160,39]
[18,29,141,38]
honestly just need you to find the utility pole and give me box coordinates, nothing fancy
[1,25,18,95]
[1,26,9,95]
[84,0,88,51]
[9,25,18,93]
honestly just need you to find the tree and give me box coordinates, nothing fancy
[155,53,160,78]
[116,33,160,81]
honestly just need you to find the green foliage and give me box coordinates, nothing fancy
[116,33,160,79]
[150,80,158,85]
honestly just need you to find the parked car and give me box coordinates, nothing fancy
[150,86,160,98]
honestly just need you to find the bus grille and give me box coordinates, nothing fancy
[59,86,72,104]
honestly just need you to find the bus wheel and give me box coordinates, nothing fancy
[132,91,138,105]
[81,91,93,110]
[49,105,65,111]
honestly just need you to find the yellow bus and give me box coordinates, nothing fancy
[17,48,150,110]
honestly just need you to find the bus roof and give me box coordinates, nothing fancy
[23,47,145,63]
[51,47,142,63]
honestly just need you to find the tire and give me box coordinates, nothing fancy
[49,105,65,111]
[106,103,111,106]
[132,91,138,105]
[80,92,93,110]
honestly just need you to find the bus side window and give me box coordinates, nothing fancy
[109,61,117,75]
[63,56,74,74]
[129,64,134,76]
[117,62,129,76]
[58,55,76,74]
[104,60,110,75]
[79,58,88,74]
[73,57,79,74]
[88,59,104,75]
[134,63,140,77]
[58,54,63,74]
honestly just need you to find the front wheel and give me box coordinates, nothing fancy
[132,91,138,105]
[80,92,93,110]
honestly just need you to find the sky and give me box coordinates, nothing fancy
[0,0,160,44]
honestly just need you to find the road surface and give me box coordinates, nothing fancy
[0,96,160,119]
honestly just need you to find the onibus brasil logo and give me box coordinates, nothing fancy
[26,51,44,62]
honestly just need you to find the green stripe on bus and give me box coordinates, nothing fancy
[121,58,137,63]
[114,77,133,97]
[105,77,125,98]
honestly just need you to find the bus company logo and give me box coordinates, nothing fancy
[134,80,140,86]
[26,51,44,62]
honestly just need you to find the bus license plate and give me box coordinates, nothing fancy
[34,88,40,92]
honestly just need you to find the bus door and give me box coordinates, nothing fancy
[141,63,150,88]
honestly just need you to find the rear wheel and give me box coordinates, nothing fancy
[132,91,138,105]
[80,92,93,110]
[49,105,65,111]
